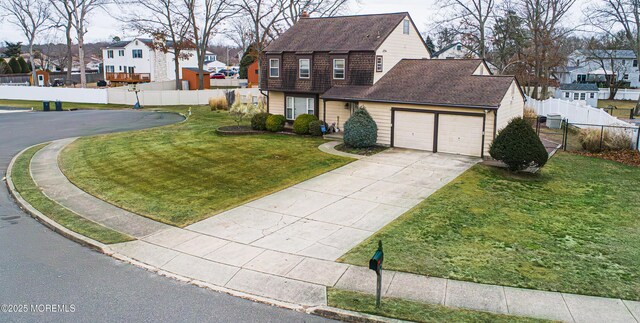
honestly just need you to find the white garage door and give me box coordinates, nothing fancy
[437,114,483,157]
[393,111,435,151]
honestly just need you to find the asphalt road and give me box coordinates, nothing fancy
[0,110,332,323]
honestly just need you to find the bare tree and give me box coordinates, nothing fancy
[234,0,287,52]
[49,0,75,84]
[437,0,496,59]
[117,0,193,90]
[226,18,255,51]
[71,0,106,88]
[518,0,575,98]
[183,0,236,89]
[585,34,629,100]
[282,0,351,27]
[1,0,51,85]
[592,0,640,113]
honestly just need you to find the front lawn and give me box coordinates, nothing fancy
[598,99,636,118]
[12,144,133,244]
[59,107,352,227]
[339,153,640,300]
[327,289,550,323]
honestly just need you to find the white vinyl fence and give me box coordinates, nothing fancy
[526,97,632,127]
[0,85,262,106]
[598,88,640,101]
[0,85,109,104]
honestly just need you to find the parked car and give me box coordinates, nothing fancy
[51,78,65,87]
[210,73,226,79]
[97,80,107,87]
[218,69,229,76]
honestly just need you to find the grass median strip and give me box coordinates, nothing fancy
[340,153,640,300]
[11,144,133,244]
[59,106,352,227]
[327,288,551,323]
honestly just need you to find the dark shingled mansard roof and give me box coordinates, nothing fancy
[322,59,518,108]
[264,12,408,53]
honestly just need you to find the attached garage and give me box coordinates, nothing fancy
[391,109,486,157]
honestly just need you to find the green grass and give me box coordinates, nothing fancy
[598,99,636,118]
[11,144,133,244]
[59,106,352,227]
[339,153,640,300]
[0,99,129,110]
[327,289,551,323]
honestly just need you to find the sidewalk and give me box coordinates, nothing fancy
[21,139,640,323]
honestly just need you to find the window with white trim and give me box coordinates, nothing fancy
[132,49,143,58]
[333,59,345,79]
[580,93,586,100]
[118,50,124,57]
[376,56,383,72]
[285,96,315,120]
[590,93,595,99]
[403,20,410,34]
[564,92,569,98]
[269,58,279,77]
[573,92,579,100]
[107,50,113,58]
[299,59,310,78]
[105,65,115,73]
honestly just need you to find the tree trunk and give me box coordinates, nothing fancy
[29,41,36,87]
[198,50,205,90]
[78,29,86,88]
[174,50,182,90]
[65,22,73,85]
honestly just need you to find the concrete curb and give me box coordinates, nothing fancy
[308,306,406,323]
[4,143,112,254]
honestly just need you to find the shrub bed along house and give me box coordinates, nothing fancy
[292,114,318,135]
[266,114,286,132]
[251,112,271,130]
[343,107,378,148]
[308,120,324,136]
[490,117,548,171]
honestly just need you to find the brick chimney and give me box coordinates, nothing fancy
[300,11,309,19]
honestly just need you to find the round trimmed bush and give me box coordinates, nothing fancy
[292,114,318,135]
[344,107,378,148]
[489,117,548,171]
[251,112,271,130]
[265,114,286,132]
[308,120,324,136]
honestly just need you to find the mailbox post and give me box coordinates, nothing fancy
[369,240,384,308]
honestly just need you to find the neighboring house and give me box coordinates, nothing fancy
[247,60,259,86]
[556,50,639,88]
[431,42,478,59]
[555,83,599,107]
[205,60,226,72]
[102,38,199,83]
[204,51,217,62]
[260,12,524,158]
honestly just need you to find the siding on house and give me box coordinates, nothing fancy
[473,62,490,75]
[260,51,375,93]
[374,16,430,83]
[319,99,352,129]
[496,80,525,132]
[268,91,285,116]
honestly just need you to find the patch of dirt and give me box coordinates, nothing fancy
[570,150,640,167]
[334,143,388,156]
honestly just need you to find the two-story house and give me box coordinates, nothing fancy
[556,49,639,88]
[260,12,524,158]
[102,38,200,84]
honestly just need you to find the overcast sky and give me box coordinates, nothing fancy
[0,0,592,46]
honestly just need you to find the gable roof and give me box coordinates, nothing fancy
[431,42,479,58]
[577,49,636,59]
[264,12,408,53]
[104,38,188,50]
[559,83,599,91]
[322,59,518,108]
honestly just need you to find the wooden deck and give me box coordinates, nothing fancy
[106,73,151,83]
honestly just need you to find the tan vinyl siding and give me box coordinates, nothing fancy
[268,91,285,116]
[360,101,495,156]
[320,99,352,130]
[473,62,490,75]
[496,80,525,132]
[374,17,430,83]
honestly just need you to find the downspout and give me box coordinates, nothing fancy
[259,89,269,113]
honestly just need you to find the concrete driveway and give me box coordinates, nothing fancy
[110,148,478,305]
